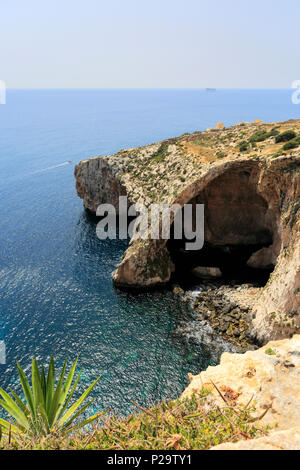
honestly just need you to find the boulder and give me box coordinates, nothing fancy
[191,266,222,279]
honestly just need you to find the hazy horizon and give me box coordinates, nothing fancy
[5,87,297,91]
[1,0,299,89]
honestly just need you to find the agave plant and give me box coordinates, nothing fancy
[0,357,105,438]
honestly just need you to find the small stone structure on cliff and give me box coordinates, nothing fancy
[75,119,300,343]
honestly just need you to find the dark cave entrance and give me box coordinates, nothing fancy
[167,169,278,287]
[167,240,274,287]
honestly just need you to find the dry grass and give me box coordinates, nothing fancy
[0,388,270,450]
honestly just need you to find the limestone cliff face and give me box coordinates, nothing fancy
[183,335,300,450]
[75,120,300,342]
[74,155,128,213]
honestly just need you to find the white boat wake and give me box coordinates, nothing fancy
[29,161,73,175]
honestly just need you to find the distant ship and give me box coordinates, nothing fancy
[206,88,217,92]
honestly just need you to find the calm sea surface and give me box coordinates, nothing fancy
[0,89,298,415]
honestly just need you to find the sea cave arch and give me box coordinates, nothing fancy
[166,165,282,286]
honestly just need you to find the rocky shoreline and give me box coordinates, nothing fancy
[173,281,260,352]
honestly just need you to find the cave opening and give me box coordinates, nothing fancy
[167,169,278,288]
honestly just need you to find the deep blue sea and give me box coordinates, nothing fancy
[0,89,299,416]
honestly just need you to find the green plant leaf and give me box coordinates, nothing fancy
[0,387,29,428]
[38,403,50,434]
[0,417,19,434]
[54,357,78,422]
[47,360,67,428]
[68,410,107,433]
[17,362,35,419]
[59,375,101,427]
[46,356,55,414]
[41,365,47,400]
[32,358,46,411]
[59,398,95,431]
[0,398,28,430]
[57,370,82,420]
[9,388,28,417]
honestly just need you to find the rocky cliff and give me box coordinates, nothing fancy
[183,335,300,450]
[75,119,300,342]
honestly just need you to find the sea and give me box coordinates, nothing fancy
[0,89,298,416]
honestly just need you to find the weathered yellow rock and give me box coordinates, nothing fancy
[216,122,224,129]
[191,266,222,279]
[212,425,300,450]
[183,335,300,433]
[253,119,263,124]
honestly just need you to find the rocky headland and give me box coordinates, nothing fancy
[75,119,300,449]
[75,119,300,344]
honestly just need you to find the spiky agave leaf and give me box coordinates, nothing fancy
[0,357,104,439]
[58,375,101,428]
[0,388,29,431]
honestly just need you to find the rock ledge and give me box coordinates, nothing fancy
[182,335,300,450]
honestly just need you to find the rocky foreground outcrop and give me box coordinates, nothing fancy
[75,120,300,342]
[182,335,300,450]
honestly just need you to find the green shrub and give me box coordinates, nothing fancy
[0,358,103,439]
[216,152,226,159]
[151,142,170,163]
[275,130,296,143]
[265,348,276,356]
[269,127,280,137]
[239,141,249,152]
[249,130,269,143]
[282,140,299,151]
[272,152,282,159]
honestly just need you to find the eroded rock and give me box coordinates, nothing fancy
[74,119,300,341]
[212,425,300,450]
[191,266,222,279]
[183,335,300,435]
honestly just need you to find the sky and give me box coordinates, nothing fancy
[0,0,299,89]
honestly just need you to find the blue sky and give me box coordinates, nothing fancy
[0,0,299,88]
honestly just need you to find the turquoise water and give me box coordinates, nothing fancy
[0,89,299,415]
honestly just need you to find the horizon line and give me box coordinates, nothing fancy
[5,87,295,91]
